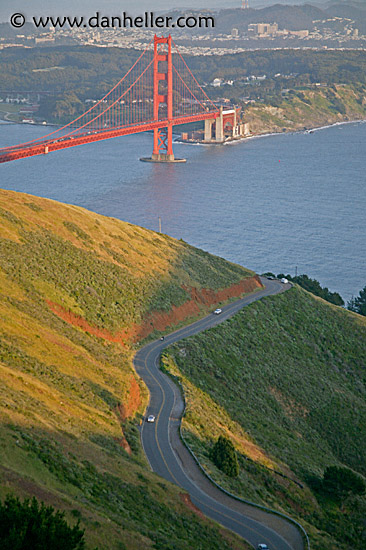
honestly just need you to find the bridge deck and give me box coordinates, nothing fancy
[0,112,218,164]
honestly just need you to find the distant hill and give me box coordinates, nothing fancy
[215,5,324,33]
[326,0,366,10]
[326,3,366,33]
[0,189,256,550]
[213,3,366,34]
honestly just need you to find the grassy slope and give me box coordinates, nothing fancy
[245,84,366,135]
[163,286,366,550]
[0,190,254,334]
[0,189,255,550]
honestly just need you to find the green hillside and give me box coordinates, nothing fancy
[0,189,257,550]
[162,287,366,550]
[244,84,366,136]
[3,187,364,549]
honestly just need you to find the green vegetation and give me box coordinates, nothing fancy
[0,494,85,550]
[322,466,365,501]
[189,50,366,89]
[0,47,365,127]
[3,47,365,95]
[1,427,250,550]
[0,189,253,550]
[263,272,344,306]
[0,102,23,122]
[0,190,252,333]
[240,83,366,136]
[288,275,343,306]
[162,286,366,549]
[2,188,365,549]
[348,285,366,316]
[210,436,239,478]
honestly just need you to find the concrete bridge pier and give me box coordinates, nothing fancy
[204,119,214,141]
[215,107,224,142]
[204,107,225,143]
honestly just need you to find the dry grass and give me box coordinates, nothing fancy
[0,188,255,549]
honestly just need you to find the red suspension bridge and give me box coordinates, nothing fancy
[0,35,226,164]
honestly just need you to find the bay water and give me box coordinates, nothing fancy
[1,120,365,302]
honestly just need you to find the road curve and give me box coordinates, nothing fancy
[134,278,305,550]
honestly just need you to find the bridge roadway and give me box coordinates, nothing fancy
[0,112,218,163]
[134,278,306,550]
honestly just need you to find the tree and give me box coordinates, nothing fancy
[347,286,366,316]
[0,495,85,550]
[210,436,239,477]
[261,272,276,278]
[277,273,344,306]
[323,466,366,500]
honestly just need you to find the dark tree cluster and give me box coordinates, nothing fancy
[347,286,366,316]
[1,47,366,121]
[210,436,239,478]
[272,273,344,306]
[0,495,85,550]
[322,466,366,500]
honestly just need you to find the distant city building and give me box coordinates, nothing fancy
[290,30,309,38]
[248,22,309,39]
[248,23,278,37]
[232,28,239,38]
[34,35,55,44]
[241,0,249,8]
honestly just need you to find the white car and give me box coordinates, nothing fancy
[280,278,289,284]
[147,415,155,423]
[257,544,269,550]
[213,308,222,315]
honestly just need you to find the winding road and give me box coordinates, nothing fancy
[134,277,306,550]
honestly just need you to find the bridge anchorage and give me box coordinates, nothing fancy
[0,34,220,165]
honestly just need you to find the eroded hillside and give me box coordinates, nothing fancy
[0,189,256,549]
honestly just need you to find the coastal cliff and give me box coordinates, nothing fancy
[244,84,366,135]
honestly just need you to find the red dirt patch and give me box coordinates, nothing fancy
[180,493,206,520]
[112,376,142,446]
[46,300,128,346]
[47,275,262,346]
[129,275,263,342]
[115,376,142,421]
[113,436,132,455]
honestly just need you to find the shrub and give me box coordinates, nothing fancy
[0,494,85,550]
[323,466,366,500]
[277,273,344,306]
[210,436,239,478]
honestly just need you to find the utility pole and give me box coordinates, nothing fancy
[158,216,162,233]
[295,265,298,277]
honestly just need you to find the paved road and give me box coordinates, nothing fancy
[134,278,305,550]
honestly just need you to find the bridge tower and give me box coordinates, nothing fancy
[140,35,186,163]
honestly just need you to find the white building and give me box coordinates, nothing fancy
[212,78,223,87]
